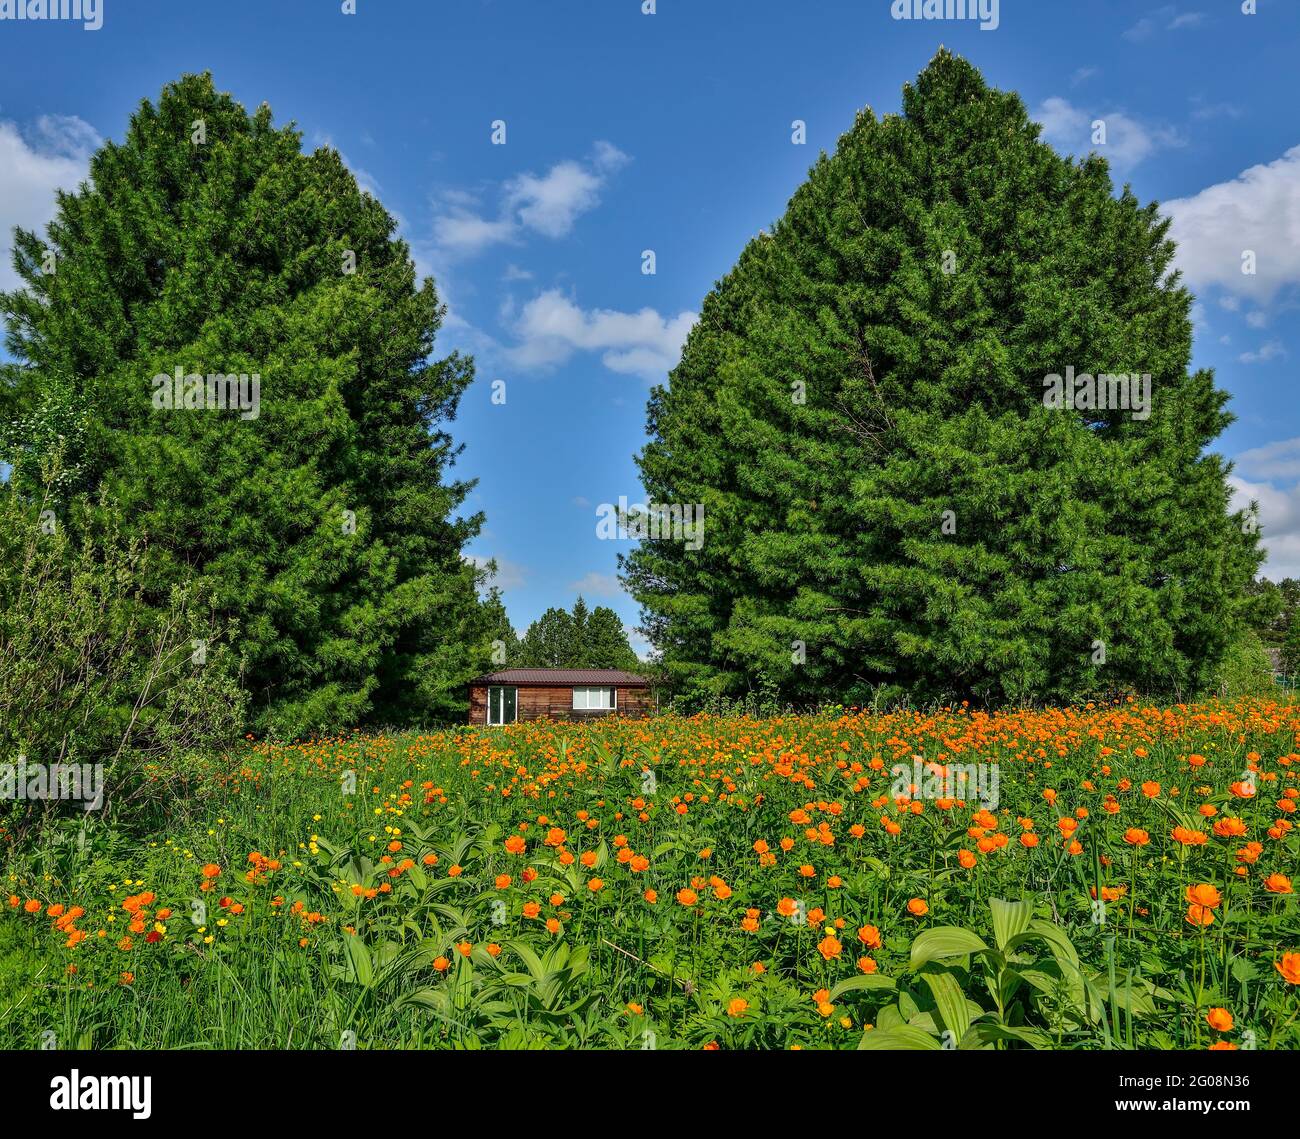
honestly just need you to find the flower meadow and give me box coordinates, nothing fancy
[3,699,1299,1050]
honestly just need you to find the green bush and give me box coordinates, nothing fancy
[0,462,245,833]
[1210,628,1276,699]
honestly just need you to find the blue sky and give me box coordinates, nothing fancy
[2,0,1299,651]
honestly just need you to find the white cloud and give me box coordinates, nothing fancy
[432,142,630,257]
[1231,471,1300,581]
[0,114,99,292]
[1164,145,1300,306]
[1238,339,1286,365]
[1124,6,1206,41]
[505,289,697,380]
[465,554,527,591]
[1070,67,1098,87]
[433,211,516,254]
[1232,442,1300,579]
[570,571,622,598]
[1034,96,1182,173]
[1236,438,1300,483]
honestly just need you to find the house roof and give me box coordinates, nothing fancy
[469,668,651,687]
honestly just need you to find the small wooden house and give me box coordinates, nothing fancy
[468,669,653,725]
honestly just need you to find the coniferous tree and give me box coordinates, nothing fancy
[624,52,1261,707]
[584,605,641,670]
[1,74,487,734]
[518,607,577,668]
[481,587,520,667]
[516,598,639,669]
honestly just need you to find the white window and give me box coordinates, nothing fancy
[572,686,615,710]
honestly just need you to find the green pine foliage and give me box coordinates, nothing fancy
[516,597,640,671]
[0,74,488,736]
[624,52,1261,709]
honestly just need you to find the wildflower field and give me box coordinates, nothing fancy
[3,699,1299,1051]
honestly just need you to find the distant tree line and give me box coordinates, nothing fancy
[482,594,641,672]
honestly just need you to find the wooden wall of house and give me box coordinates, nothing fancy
[615,686,653,716]
[469,684,654,724]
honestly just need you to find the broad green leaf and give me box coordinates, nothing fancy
[959,1021,1053,1049]
[909,926,989,968]
[989,898,1033,952]
[828,974,896,1001]
[341,934,374,987]
[858,1024,944,1050]
[921,968,971,1041]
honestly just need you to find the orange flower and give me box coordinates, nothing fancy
[857,956,878,974]
[1185,883,1222,909]
[726,998,749,1018]
[432,956,451,972]
[906,898,928,917]
[817,934,843,961]
[23,899,41,914]
[1274,953,1300,984]
[1186,903,1215,928]
[1263,873,1293,895]
[1123,828,1149,846]
[201,863,220,878]
[504,835,526,855]
[676,888,698,907]
[587,877,604,892]
[1206,1007,1234,1032]
[857,924,882,948]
